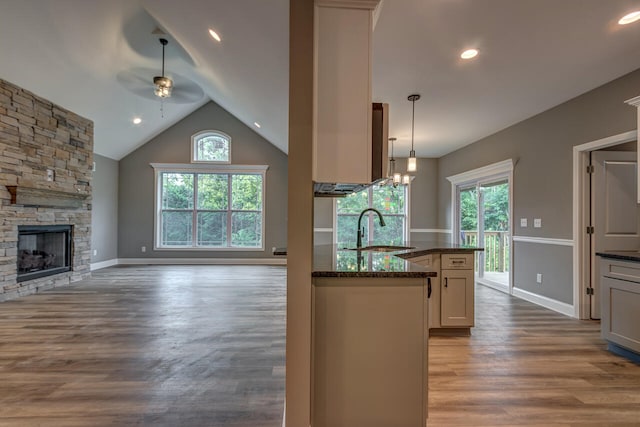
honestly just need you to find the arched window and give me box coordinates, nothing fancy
[191,130,231,163]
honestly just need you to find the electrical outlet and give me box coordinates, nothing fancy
[534,218,542,228]
[93,249,97,256]
[520,218,528,227]
[536,273,543,284]
[141,246,146,253]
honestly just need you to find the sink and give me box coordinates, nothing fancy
[344,245,415,252]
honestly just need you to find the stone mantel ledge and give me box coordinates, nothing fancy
[6,186,89,209]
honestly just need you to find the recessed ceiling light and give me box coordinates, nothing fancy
[208,28,221,42]
[133,117,142,125]
[254,122,261,128]
[619,11,640,25]
[461,49,479,59]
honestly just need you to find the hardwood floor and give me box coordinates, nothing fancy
[1,266,639,426]
[428,284,640,426]
[0,265,286,427]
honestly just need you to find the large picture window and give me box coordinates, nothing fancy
[152,164,267,250]
[336,184,408,246]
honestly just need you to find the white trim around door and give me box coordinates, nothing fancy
[572,129,637,319]
[448,159,515,294]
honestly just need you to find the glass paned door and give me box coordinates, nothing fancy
[458,179,510,287]
[480,180,510,286]
[459,186,478,246]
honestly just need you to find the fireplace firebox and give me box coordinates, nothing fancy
[17,225,72,282]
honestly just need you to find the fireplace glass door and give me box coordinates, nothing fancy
[17,225,72,282]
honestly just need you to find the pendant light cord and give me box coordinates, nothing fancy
[411,97,415,152]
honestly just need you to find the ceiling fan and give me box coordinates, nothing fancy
[117,37,204,105]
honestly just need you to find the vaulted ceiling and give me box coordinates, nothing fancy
[1,0,640,160]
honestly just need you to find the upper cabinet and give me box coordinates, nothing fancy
[313,0,383,184]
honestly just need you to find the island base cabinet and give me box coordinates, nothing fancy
[312,278,428,427]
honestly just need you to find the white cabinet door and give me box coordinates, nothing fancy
[314,5,373,184]
[441,269,474,327]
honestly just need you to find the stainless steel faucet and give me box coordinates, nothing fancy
[356,208,386,248]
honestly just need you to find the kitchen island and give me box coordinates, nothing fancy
[311,241,481,427]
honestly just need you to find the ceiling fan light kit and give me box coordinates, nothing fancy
[154,38,173,99]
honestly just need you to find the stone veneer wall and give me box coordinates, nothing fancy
[0,79,93,301]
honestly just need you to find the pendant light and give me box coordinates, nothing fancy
[153,38,173,99]
[407,94,420,172]
[388,137,402,185]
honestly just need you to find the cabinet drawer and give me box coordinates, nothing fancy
[408,254,432,268]
[441,253,473,270]
[602,259,640,283]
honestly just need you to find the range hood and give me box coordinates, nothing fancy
[314,103,389,197]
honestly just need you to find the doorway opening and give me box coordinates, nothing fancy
[573,130,637,319]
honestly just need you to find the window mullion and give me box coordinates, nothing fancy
[227,174,232,247]
[193,173,198,248]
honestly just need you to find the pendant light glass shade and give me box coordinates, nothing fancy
[407,94,420,172]
[407,155,416,172]
[402,174,411,185]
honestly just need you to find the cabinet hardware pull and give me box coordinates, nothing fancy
[444,278,448,287]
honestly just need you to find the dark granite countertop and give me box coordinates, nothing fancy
[596,250,640,263]
[312,240,483,278]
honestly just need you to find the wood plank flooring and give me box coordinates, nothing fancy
[0,265,286,427]
[1,266,640,426]
[428,284,640,426]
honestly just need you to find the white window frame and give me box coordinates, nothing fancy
[333,184,410,245]
[151,163,268,251]
[191,130,232,164]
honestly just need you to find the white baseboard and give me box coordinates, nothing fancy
[512,287,575,317]
[476,278,509,294]
[90,259,119,271]
[117,258,287,266]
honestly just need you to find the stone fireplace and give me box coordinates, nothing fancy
[0,78,93,301]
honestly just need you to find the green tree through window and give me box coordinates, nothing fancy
[336,184,408,246]
[192,131,231,163]
[156,167,265,249]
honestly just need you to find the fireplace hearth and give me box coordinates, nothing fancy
[17,225,72,282]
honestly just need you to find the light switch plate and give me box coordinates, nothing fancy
[520,218,528,227]
[534,218,542,228]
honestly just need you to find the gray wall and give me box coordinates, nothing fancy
[91,154,119,263]
[437,68,640,302]
[117,101,288,259]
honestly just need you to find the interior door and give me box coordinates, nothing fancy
[591,150,640,319]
